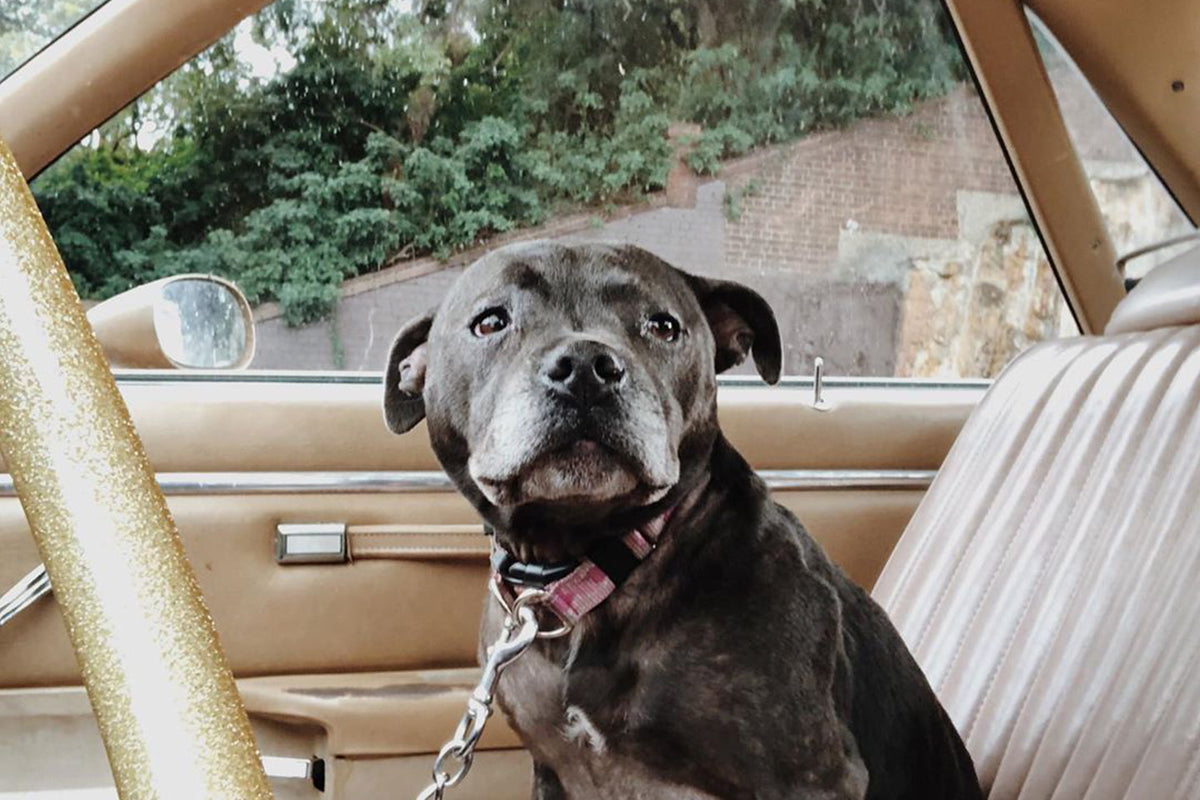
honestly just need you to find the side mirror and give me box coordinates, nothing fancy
[86,275,256,369]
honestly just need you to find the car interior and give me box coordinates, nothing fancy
[0,0,1196,798]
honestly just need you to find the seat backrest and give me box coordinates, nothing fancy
[873,247,1200,799]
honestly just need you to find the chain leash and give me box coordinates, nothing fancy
[415,590,570,800]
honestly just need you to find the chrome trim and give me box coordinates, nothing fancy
[764,470,935,489]
[1116,230,1200,274]
[0,564,51,627]
[112,370,993,391]
[0,469,935,497]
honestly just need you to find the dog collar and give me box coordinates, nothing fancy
[489,506,675,626]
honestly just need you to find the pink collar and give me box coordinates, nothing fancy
[490,506,675,627]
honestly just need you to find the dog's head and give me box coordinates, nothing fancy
[384,242,780,558]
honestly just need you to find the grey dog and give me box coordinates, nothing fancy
[383,241,982,799]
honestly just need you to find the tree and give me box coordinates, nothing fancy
[1,1,96,77]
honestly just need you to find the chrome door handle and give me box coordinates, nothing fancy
[275,523,347,564]
[0,564,51,627]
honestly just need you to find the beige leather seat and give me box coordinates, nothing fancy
[873,246,1200,799]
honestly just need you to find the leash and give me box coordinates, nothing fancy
[414,505,675,800]
[415,591,570,800]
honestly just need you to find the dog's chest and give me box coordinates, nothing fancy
[495,642,719,800]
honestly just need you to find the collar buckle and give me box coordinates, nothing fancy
[489,548,577,589]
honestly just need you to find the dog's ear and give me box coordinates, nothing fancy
[383,312,435,434]
[681,273,782,385]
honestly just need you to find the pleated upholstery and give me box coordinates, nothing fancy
[872,324,1200,799]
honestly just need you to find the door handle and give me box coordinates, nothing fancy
[275,523,348,564]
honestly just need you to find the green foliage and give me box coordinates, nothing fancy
[394,118,542,258]
[681,3,961,173]
[723,178,762,223]
[28,0,965,325]
[525,75,672,204]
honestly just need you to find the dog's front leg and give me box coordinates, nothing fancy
[531,762,566,800]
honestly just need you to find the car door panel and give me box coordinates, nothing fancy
[0,377,986,687]
[0,487,934,687]
[239,668,524,756]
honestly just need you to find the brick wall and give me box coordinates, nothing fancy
[723,88,1016,280]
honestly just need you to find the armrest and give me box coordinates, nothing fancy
[238,668,524,757]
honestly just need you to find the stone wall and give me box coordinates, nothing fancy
[894,208,1066,378]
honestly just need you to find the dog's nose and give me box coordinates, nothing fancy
[542,340,626,403]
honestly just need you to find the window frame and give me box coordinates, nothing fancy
[0,0,115,83]
[0,0,274,179]
[111,370,994,392]
[938,0,1128,334]
[1025,8,1197,286]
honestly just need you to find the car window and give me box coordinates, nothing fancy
[32,0,1075,378]
[0,0,111,79]
[1028,11,1196,282]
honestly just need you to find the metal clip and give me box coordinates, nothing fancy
[415,594,554,800]
[488,581,573,639]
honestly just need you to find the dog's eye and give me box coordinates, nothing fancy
[471,308,510,337]
[644,312,681,343]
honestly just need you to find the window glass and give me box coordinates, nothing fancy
[34,0,1073,377]
[0,0,110,78]
[1029,12,1196,281]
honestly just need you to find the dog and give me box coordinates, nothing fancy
[383,241,982,799]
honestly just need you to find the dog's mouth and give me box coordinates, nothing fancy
[471,432,671,508]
